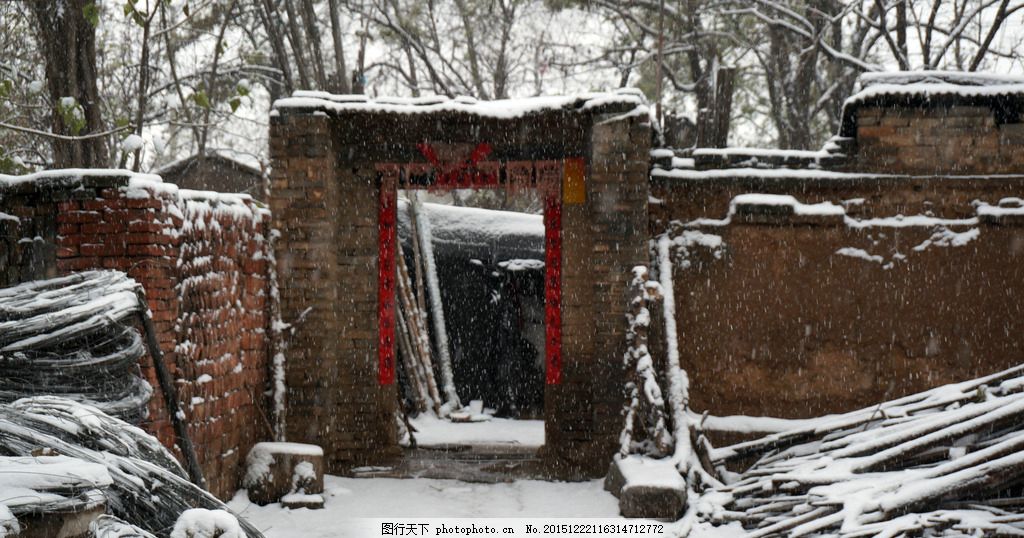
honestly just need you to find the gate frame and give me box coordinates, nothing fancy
[375,159,579,399]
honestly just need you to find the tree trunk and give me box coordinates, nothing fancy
[453,0,489,99]
[29,0,108,168]
[283,0,313,89]
[696,64,734,148]
[327,0,351,93]
[299,0,329,88]
[258,0,296,95]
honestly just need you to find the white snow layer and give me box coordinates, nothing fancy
[0,455,112,510]
[409,415,544,447]
[170,508,245,538]
[616,454,687,490]
[848,70,1024,105]
[228,475,634,538]
[398,199,543,246]
[273,90,646,118]
[244,442,323,489]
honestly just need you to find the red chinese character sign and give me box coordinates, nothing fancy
[376,152,580,388]
[377,167,399,385]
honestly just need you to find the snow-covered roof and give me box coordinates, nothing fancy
[396,199,543,261]
[858,70,1024,89]
[272,89,648,119]
[155,149,263,177]
[841,71,1024,135]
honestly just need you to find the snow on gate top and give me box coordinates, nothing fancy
[846,70,1024,105]
[271,88,648,118]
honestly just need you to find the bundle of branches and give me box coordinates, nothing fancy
[0,396,263,538]
[0,271,153,422]
[693,364,1024,537]
[0,454,109,535]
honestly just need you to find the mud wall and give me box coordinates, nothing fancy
[650,174,1024,421]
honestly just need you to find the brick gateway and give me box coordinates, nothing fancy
[375,157,570,387]
[268,92,652,477]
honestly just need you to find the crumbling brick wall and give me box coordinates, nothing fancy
[0,171,273,499]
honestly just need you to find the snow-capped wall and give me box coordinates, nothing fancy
[648,169,1024,426]
[0,170,274,500]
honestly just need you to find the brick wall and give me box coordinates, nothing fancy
[851,105,1024,174]
[268,113,400,470]
[0,171,273,499]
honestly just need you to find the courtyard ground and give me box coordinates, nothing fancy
[227,475,625,537]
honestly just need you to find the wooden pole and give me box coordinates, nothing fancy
[134,291,206,490]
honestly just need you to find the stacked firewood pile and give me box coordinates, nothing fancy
[699,364,1024,537]
[0,270,206,487]
[394,195,462,427]
[0,397,263,537]
[0,271,152,422]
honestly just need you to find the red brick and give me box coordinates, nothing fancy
[80,222,127,235]
[127,244,172,256]
[125,197,163,209]
[101,257,133,270]
[57,257,101,271]
[57,210,101,224]
[80,243,125,257]
[83,199,126,211]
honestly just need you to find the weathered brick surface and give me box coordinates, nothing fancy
[270,103,651,479]
[0,174,273,500]
[270,115,401,470]
[850,106,1024,174]
[548,114,650,477]
[650,174,1024,431]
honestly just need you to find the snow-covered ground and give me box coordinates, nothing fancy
[228,476,622,537]
[410,415,544,447]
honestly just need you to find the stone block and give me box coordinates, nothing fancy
[244,442,326,506]
[605,456,688,520]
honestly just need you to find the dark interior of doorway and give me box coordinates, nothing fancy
[396,190,546,422]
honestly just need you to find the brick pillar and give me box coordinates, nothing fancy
[545,113,651,478]
[270,115,400,471]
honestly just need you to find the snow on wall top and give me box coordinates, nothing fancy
[0,169,269,221]
[651,166,889,181]
[679,193,1024,228]
[0,168,163,191]
[846,70,1024,106]
[272,88,647,119]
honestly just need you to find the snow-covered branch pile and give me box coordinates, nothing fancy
[690,364,1024,537]
[0,397,262,538]
[619,266,672,458]
[0,271,153,422]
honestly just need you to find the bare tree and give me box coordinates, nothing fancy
[28,0,109,167]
